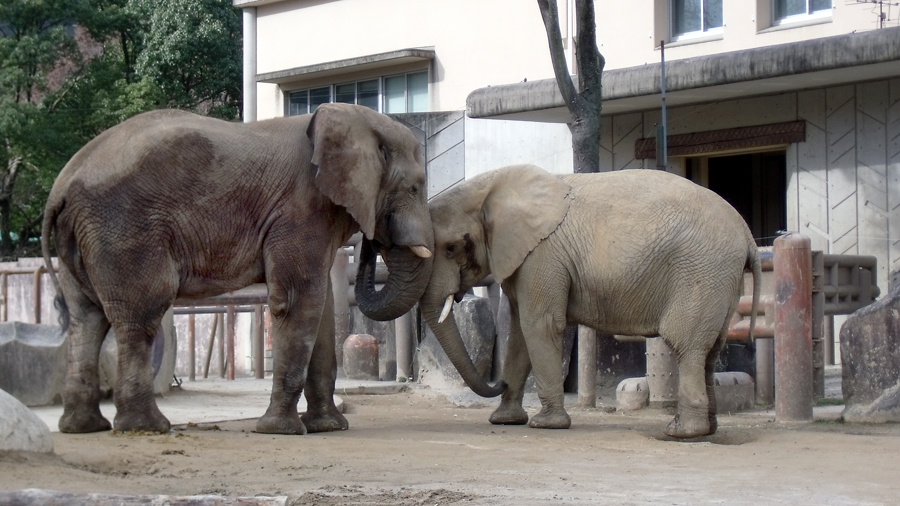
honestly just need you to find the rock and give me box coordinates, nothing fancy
[342,334,379,380]
[713,371,755,414]
[0,322,66,406]
[418,294,495,391]
[616,377,649,411]
[0,388,53,453]
[840,283,900,422]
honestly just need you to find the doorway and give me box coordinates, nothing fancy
[688,151,787,247]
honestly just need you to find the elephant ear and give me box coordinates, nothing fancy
[482,165,572,283]
[307,103,382,239]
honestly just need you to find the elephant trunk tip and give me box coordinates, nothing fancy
[472,380,506,398]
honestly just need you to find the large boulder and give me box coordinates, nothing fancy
[0,322,66,406]
[0,388,53,453]
[840,283,900,422]
[417,294,495,391]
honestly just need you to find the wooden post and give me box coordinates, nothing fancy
[253,305,265,379]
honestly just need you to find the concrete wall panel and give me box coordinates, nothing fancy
[826,86,859,255]
[611,113,642,171]
[797,90,829,251]
[856,82,890,287]
[888,79,900,287]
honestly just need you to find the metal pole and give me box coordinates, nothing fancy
[395,311,413,382]
[203,314,218,379]
[253,305,265,379]
[773,233,813,422]
[33,268,42,324]
[217,313,226,378]
[242,7,257,123]
[577,325,597,407]
[755,337,775,405]
[330,248,350,376]
[188,314,196,381]
[1,272,7,322]
[226,305,236,380]
[657,41,668,170]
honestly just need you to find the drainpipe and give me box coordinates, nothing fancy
[656,41,668,170]
[242,7,257,123]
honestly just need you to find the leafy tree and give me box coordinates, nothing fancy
[0,0,242,259]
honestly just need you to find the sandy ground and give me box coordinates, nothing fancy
[3,368,900,505]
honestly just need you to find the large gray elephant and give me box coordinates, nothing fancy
[41,103,433,435]
[419,164,760,438]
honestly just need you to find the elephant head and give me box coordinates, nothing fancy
[307,103,434,321]
[419,165,572,397]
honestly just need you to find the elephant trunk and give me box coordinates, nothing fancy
[421,297,505,398]
[355,238,432,322]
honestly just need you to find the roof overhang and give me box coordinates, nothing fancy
[233,0,290,7]
[257,48,435,85]
[467,26,900,123]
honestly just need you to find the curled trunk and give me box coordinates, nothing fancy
[421,298,505,398]
[355,238,432,322]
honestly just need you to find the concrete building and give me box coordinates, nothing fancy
[235,0,900,305]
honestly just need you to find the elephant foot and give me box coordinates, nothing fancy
[301,406,349,433]
[664,413,711,439]
[489,404,529,425]
[59,407,112,434]
[708,413,718,435]
[113,406,170,434]
[528,407,571,429]
[256,410,307,435]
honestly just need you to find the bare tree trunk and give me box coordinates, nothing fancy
[537,0,605,174]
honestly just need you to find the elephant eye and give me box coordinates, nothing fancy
[445,243,459,258]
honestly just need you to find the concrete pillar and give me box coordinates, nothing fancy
[395,311,413,382]
[773,233,813,422]
[242,7,257,123]
[646,337,678,408]
[577,325,596,407]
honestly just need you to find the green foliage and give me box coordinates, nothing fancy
[0,0,242,259]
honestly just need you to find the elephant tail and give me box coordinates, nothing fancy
[41,193,69,332]
[746,241,762,342]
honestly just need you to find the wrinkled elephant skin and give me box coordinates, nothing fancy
[420,165,760,439]
[42,104,433,435]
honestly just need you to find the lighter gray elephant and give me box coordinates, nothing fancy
[42,104,433,435]
[419,164,760,438]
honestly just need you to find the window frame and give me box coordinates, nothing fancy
[772,0,831,27]
[285,70,429,117]
[669,0,724,42]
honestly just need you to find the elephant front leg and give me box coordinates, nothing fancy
[490,299,529,426]
[301,278,348,433]
[256,275,328,435]
[520,312,570,430]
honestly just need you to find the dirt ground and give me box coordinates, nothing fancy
[3,378,900,506]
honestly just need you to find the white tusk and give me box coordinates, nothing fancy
[438,295,454,324]
[410,245,432,258]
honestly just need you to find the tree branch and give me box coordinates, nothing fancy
[537,0,578,111]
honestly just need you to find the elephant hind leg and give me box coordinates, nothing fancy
[58,267,113,433]
[661,326,721,439]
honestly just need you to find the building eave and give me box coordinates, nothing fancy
[256,47,436,85]
[467,26,900,123]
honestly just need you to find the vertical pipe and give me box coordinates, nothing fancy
[33,268,42,324]
[188,314,196,381]
[577,325,597,407]
[755,337,775,405]
[330,248,350,376]
[217,313,226,378]
[242,7,257,123]
[395,311,413,382]
[657,40,668,170]
[226,305,236,380]
[203,314,218,379]
[1,272,7,322]
[773,233,813,422]
[253,305,265,379]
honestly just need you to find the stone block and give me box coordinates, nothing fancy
[0,388,53,453]
[418,294,495,391]
[840,283,900,422]
[0,322,66,406]
[713,371,755,414]
[616,377,649,411]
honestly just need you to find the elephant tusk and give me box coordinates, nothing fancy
[410,245,432,258]
[438,295,454,324]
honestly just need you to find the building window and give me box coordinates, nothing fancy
[773,0,830,25]
[287,71,428,116]
[671,0,723,40]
